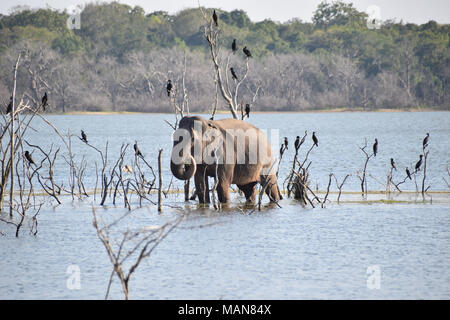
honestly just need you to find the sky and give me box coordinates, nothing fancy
[0,0,449,24]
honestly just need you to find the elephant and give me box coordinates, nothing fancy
[170,115,281,204]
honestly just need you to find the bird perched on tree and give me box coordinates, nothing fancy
[81,130,88,143]
[406,167,412,180]
[6,96,12,114]
[312,132,318,147]
[134,141,143,157]
[230,67,238,81]
[41,92,48,110]
[294,136,300,151]
[243,46,252,58]
[212,9,218,26]
[415,154,423,172]
[390,158,397,171]
[245,104,250,118]
[231,39,237,54]
[166,79,172,97]
[423,133,429,148]
[284,137,288,150]
[24,151,35,165]
[373,138,378,157]
[279,144,285,157]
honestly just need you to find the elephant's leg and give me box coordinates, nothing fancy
[194,168,209,203]
[238,182,257,203]
[217,180,231,203]
[265,182,281,202]
[261,176,281,203]
[204,175,210,203]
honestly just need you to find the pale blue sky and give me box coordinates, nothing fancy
[1,0,449,24]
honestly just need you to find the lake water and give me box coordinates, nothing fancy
[0,111,449,299]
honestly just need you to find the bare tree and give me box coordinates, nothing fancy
[199,7,257,119]
[92,207,184,299]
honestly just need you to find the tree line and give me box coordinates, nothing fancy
[0,1,448,113]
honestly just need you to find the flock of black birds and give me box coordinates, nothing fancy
[165,10,253,117]
[277,131,429,186]
[5,91,48,166]
[6,91,47,114]
[280,132,319,157]
[372,133,429,181]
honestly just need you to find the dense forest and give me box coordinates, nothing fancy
[0,1,448,113]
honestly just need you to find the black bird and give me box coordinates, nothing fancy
[312,132,318,147]
[134,141,143,157]
[245,104,250,118]
[6,96,12,114]
[41,92,48,110]
[81,130,88,143]
[415,154,423,172]
[230,67,238,81]
[212,9,218,26]
[406,167,412,180]
[24,151,35,165]
[373,138,378,157]
[231,39,237,54]
[390,158,397,171]
[243,46,252,58]
[284,137,288,150]
[166,80,172,97]
[279,144,285,157]
[423,133,429,148]
[294,136,300,151]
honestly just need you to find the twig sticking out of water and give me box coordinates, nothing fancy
[92,207,184,300]
[357,138,375,196]
[321,173,333,208]
[158,149,163,212]
[332,173,350,204]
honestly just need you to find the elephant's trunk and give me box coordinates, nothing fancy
[170,152,197,180]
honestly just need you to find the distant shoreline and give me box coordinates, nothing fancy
[61,107,448,116]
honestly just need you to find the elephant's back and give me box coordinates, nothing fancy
[214,118,260,131]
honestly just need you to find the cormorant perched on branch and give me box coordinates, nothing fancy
[284,137,288,150]
[41,92,48,110]
[243,46,252,58]
[6,96,12,114]
[373,138,378,157]
[295,136,300,151]
[423,133,429,148]
[406,167,412,180]
[415,154,423,172]
[245,104,250,118]
[312,132,318,147]
[134,141,143,157]
[212,10,218,26]
[24,151,35,165]
[231,39,237,54]
[81,130,88,143]
[230,67,238,81]
[279,144,285,157]
[390,158,397,171]
[166,80,172,97]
